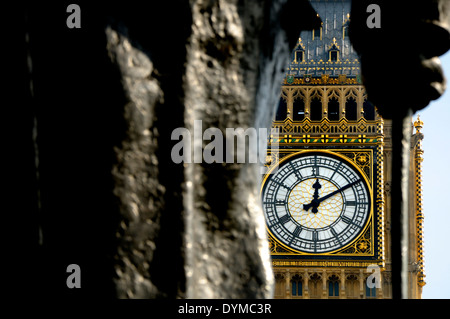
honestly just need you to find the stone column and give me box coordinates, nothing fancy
[285,269,291,299]
[339,87,346,120]
[304,88,311,120]
[322,270,328,299]
[303,269,310,299]
[356,87,364,120]
[322,87,329,119]
[340,269,346,299]
[359,269,365,299]
[286,89,294,120]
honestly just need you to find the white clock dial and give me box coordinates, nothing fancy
[262,152,371,253]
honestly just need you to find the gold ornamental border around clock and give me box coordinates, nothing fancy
[261,149,380,258]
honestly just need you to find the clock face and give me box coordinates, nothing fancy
[262,151,371,254]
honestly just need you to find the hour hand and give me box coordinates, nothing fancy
[303,201,317,212]
[303,179,321,213]
[312,179,321,200]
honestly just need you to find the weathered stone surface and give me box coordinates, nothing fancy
[21,0,318,298]
[181,0,319,298]
[106,26,165,298]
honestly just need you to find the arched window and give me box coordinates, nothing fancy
[274,274,285,298]
[328,38,340,62]
[310,97,322,121]
[330,50,338,62]
[291,275,303,297]
[291,281,303,296]
[309,273,321,299]
[343,18,350,40]
[295,50,304,63]
[293,38,305,63]
[313,28,321,40]
[275,97,287,121]
[328,281,339,297]
[293,97,305,121]
[366,285,376,298]
[312,22,322,41]
[345,96,357,121]
[363,99,375,120]
[328,276,339,297]
[345,274,359,299]
[343,25,349,39]
[328,96,340,121]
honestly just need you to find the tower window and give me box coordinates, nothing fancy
[291,280,303,296]
[293,97,305,121]
[345,96,357,121]
[366,285,376,298]
[328,38,340,62]
[295,50,304,63]
[363,99,375,120]
[275,97,287,121]
[313,27,321,40]
[274,274,285,298]
[328,96,339,121]
[310,97,322,121]
[345,275,359,298]
[343,26,349,39]
[328,280,339,297]
[308,273,321,299]
[330,51,338,62]
[291,275,303,297]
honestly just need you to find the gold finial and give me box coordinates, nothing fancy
[297,37,305,50]
[414,116,424,133]
[330,37,340,50]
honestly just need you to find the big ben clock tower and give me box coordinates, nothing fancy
[262,0,425,299]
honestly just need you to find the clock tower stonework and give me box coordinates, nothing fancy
[262,0,425,299]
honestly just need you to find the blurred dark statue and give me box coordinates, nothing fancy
[349,0,450,119]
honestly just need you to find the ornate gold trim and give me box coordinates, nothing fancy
[414,117,426,287]
[272,260,382,268]
[271,117,381,137]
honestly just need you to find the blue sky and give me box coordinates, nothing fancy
[416,51,450,299]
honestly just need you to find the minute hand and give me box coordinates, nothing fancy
[316,180,361,204]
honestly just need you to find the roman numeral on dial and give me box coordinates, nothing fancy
[279,214,291,225]
[264,200,286,205]
[289,161,302,180]
[292,226,302,237]
[272,180,290,190]
[342,215,353,224]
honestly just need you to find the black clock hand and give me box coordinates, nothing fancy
[302,179,321,213]
[317,179,361,204]
[311,179,321,213]
[303,179,361,212]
